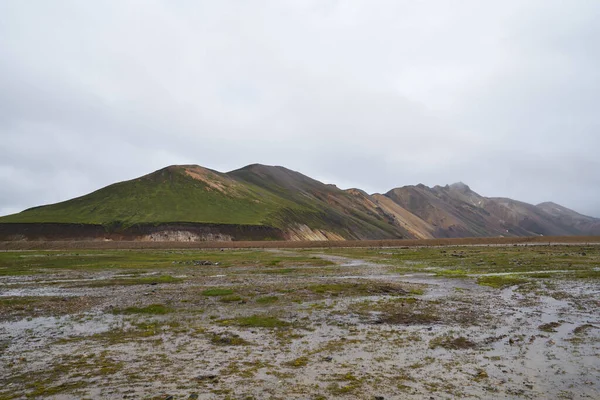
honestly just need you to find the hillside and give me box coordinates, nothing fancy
[0,166,286,226]
[0,164,598,241]
[536,202,600,235]
[0,164,408,241]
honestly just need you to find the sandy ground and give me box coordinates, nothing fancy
[0,247,599,399]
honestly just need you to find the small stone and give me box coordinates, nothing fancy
[374,397,385,400]
[323,356,333,362]
[475,370,488,379]
[195,374,219,383]
[188,394,199,399]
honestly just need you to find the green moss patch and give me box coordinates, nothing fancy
[218,315,289,328]
[477,275,526,288]
[256,296,279,304]
[202,288,235,296]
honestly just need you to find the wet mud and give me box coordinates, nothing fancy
[0,246,598,399]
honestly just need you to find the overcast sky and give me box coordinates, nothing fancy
[1,0,599,217]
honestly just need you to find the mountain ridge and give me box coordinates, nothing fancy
[1,163,598,241]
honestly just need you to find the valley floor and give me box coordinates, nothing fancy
[0,245,599,399]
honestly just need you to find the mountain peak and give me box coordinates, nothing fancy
[537,201,560,208]
[448,182,471,192]
[235,163,288,172]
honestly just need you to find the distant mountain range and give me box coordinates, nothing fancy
[1,164,599,241]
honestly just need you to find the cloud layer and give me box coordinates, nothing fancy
[1,0,599,217]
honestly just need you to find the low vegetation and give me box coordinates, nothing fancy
[112,304,172,315]
[1,244,598,400]
[429,334,477,350]
[476,275,527,288]
[218,315,290,328]
[202,288,235,296]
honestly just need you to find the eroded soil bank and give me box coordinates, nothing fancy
[0,245,598,399]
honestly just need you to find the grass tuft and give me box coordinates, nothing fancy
[218,315,289,328]
[477,275,526,288]
[112,304,172,315]
[429,334,477,350]
[202,288,235,296]
[256,296,279,304]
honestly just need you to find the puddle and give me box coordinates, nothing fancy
[0,312,120,351]
[0,287,79,297]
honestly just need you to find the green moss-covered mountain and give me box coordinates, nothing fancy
[1,164,598,241]
[0,165,411,241]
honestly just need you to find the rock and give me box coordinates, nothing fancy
[188,394,199,399]
[165,396,174,400]
[323,356,333,362]
[474,370,488,379]
[192,260,214,266]
[195,374,219,383]
[374,397,385,400]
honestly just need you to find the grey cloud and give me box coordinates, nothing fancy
[1,0,599,217]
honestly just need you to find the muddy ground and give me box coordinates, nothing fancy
[0,245,599,399]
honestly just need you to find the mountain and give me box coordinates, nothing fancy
[0,164,598,241]
[536,202,600,235]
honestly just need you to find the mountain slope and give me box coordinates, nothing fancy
[382,183,521,238]
[536,202,600,235]
[0,164,410,241]
[381,182,598,238]
[229,164,409,240]
[0,165,289,226]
